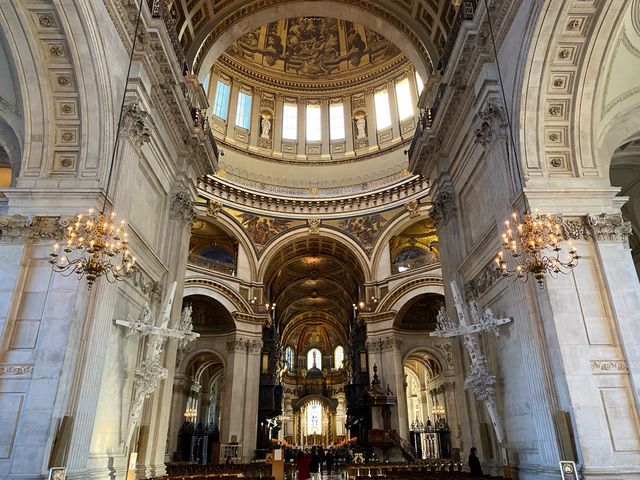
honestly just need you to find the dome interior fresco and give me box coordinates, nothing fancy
[220,17,406,89]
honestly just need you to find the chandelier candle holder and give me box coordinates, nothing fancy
[184,408,197,422]
[49,209,136,289]
[495,210,579,287]
[432,405,445,418]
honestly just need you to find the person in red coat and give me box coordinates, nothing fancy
[296,450,311,480]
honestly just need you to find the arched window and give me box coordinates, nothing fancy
[334,346,344,369]
[306,400,322,434]
[307,348,322,370]
[285,346,294,370]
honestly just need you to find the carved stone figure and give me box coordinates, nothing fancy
[355,116,367,139]
[261,116,271,139]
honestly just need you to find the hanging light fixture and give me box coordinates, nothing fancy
[495,211,579,286]
[49,0,145,289]
[480,0,579,287]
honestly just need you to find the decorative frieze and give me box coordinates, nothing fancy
[0,214,72,243]
[588,213,632,242]
[0,364,34,377]
[226,337,263,353]
[465,262,501,299]
[171,188,197,228]
[365,337,402,352]
[429,185,457,229]
[590,360,628,374]
[129,269,163,304]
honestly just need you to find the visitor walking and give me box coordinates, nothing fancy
[468,447,483,476]
[296,450,311,480]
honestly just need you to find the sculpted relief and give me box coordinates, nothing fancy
[224,17,401,79]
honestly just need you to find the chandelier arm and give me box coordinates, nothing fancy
[102,0,145,212]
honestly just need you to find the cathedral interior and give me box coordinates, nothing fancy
[1,0,640,479]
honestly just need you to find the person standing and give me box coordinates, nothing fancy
[325,449,334,475]
[309,446,321,480]
[468,447,483,475]
[296,450,311,480]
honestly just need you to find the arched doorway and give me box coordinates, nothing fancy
[168,295,235,463]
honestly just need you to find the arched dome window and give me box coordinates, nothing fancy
[307,348,322,370]
[285,346,294,370]
[334,346,344,369]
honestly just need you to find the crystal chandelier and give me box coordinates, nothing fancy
[49,0,144,290]
[49,209,136,290]
[496,211,579,287]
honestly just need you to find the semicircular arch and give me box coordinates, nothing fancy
[183,278,253,315]
[376,275,443,313]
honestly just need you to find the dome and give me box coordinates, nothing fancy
[200,16,428,204]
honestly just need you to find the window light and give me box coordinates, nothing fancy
[374,90,392,130]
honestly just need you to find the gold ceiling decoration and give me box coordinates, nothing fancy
[222,17,404,84]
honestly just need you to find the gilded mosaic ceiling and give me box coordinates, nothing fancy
[220,17,405,85]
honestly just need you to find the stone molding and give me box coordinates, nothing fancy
[226,337,263,354]
[0,214,72,243]
[365,337,402,352]
[0,364,34,377]
[588,213,633,242]
[120,103,152,147]
[170,188,197,228]
[429,184,456,229]
[590,360,628,374]
[433,343,454,368]
[376,276,443,312]
[129,269,163,304]
[197,174,429,218]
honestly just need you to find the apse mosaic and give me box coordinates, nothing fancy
[223,17,402,80]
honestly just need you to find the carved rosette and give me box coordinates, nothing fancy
[171,189,197,228]
[0,215,72,243]
[429,185,457,229]
[120,103,152,147]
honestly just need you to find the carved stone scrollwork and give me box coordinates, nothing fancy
[365,337,402,352]
[555,215,592,240]
[473,101,506,147]
[405,199,420,218]
[129,269,163,304]
[429,184,457,229]
[588,213,633,242]
[307,218,321,235]
[464,263,501,299]
[0,215,72,243]
[226,337,263,353]
[207,200,222,218]
[120,103,152,147]
[171,188,197,228]
[0,364,34,377]
[433,343,453,368]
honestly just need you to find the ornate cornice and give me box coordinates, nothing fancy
[429,185,457,229]
[0,215,72,243]
[197,174,429,218]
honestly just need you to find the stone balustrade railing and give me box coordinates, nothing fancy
[187,254,235,276]
[197,174,429,217]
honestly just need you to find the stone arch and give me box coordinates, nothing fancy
[188,1,436,81]
[369,208,436,279]
[178,347,227,376]
[183,278,253,316]
[193,210,260,281]
[402,345,451,374]
[520,0,636,183]
[257,227,371,283]
[376,275,444,313]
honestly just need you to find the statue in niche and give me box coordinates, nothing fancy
[355,114,367,139]
[261,115,272,139]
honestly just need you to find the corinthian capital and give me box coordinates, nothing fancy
[0,214,72,243]
[170,188,197,228]
[588,213,633,242]
[429,184,457,229]
[120,103,152,147]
